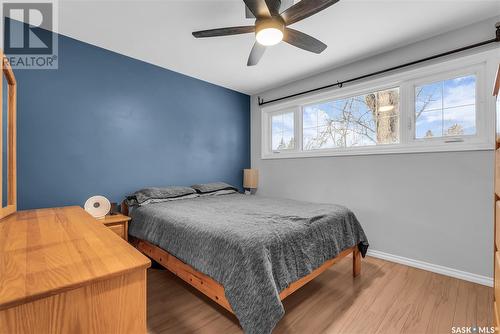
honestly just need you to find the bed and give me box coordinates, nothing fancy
[124,192,368,334]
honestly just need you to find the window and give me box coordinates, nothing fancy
[271,111,294,151]
[261,53,494,159]
[415,75,476,139]
[303,88,400,150]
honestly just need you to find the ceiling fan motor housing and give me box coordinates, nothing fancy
[245,0,295,18]
[256,17,284,34]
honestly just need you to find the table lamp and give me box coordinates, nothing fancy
[243,169,258,195]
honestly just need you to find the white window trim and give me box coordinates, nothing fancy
[261,50,498,160]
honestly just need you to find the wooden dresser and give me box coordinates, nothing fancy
[494,64,500,329]
[0,206,151,334]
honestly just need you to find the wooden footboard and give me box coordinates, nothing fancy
[129,236,360,314]
[130,237,233,312]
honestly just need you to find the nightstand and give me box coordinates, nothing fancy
[101,213,131,241]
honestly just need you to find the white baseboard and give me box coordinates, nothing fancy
[367,249,493,287]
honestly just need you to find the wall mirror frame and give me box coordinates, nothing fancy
[0,53,17,219]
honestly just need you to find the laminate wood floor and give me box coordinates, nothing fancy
[147,255,493,334]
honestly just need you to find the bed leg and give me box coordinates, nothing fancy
[353,247,361,277]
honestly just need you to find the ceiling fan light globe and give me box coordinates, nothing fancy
[255,18,284,46]
[256,28,283,46]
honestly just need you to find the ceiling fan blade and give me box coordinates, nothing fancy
[265,0,281,16]
[243,0,271,18]
[247,42,266,66]
[283,28,327,54]
[192,26,255,38]
[281,0,339,26]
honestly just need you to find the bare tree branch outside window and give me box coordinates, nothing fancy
[304,88,401,150]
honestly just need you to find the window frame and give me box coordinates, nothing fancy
[261,50,496,160]
[408,66,484,146]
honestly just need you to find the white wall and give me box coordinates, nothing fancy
[251,16,500,282]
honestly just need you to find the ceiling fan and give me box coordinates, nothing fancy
[192,0,339,66]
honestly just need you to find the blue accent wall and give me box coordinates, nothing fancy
[14,32,250,209]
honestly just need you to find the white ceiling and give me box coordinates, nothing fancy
[55,0,500,94]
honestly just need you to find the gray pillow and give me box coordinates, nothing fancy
[199,189,237,197]
[191,182,238,194]
[126,186,197,206]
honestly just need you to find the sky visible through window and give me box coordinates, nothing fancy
[415,75,476,139]
[271,112,294,150]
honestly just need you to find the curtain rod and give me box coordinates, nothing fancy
[258,23,500,107]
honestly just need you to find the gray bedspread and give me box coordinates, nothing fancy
[129,194,368,334]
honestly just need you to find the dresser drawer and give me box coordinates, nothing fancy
[107,223,125,239]
[496,252,500,306]
[496,149,500,196]
[495,301,500,331]
[496,202,500,251]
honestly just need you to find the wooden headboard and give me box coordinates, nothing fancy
[121,200,130,216]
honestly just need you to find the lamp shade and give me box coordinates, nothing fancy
[243,169,258,189]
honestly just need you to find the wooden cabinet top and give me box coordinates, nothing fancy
[101,213,132,225]
[0,206,150,310]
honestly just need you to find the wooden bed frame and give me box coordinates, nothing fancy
[123,202,361,314]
